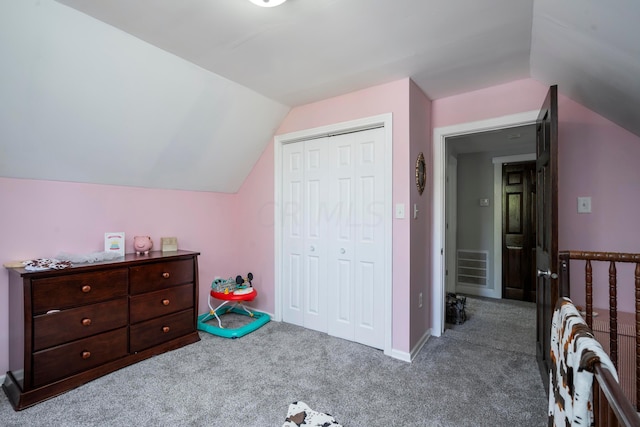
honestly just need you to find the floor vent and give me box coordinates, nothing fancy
[457,250,489,287]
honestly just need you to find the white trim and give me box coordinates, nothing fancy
[431,110,539,337]
[274,113,394,357]
[390,348,412,363]
[409,329,432,362]
[492,153,536,300]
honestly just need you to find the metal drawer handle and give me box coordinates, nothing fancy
[162,299,170,306]
[81,318,92,326]
[81,351,91,359]
[162,326,170,333]
[81,285,91,293]
[162,272,170,279]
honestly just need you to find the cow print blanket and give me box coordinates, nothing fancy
[548,297,618,426]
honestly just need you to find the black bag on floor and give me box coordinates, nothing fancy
[446,293,467,325]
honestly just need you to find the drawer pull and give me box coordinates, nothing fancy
[81,285,91,293]
[162,299,170,306]
[162,272,170,279]
[162,326,170,333]
[81,351,91,359]
[81,318,92,326]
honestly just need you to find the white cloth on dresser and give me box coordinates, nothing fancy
[548,297,619,426]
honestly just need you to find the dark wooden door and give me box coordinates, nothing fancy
[535,85,560,387]
[502,162,536,302]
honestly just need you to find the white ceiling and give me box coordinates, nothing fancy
[55,0,640,137]
[3,0,638,193]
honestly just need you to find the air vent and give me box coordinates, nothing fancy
[457,250,488,287]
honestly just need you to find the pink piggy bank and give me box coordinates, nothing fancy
[133,236,153,255]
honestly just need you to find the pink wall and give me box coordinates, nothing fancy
[558,96,640,313]
[432,78,640,313]
[0,177,240,375]
[409,80,433,346]
[237,78,417,353]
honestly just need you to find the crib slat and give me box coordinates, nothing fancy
[610,261,619,370]
[635,262,640,410]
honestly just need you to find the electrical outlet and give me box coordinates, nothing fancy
[418,292,423,308]
[577,197,592,213]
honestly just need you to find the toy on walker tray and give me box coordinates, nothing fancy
[197,272,270,339]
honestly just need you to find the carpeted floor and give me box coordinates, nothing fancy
[0,296,547,426]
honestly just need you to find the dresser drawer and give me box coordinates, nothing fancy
[33,327,128,387]
[130,309,195,353]
[130,284,193,324]
[33,298,129,351]
[129,259,193,294]
[32,269,128,314]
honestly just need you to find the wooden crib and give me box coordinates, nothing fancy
[558,251,640,426]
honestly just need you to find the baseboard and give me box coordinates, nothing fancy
[388,328,432,363]
[389,348,411,363]
[410,328,432,362]
[456,284,500,299]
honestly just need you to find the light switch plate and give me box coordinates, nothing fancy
[395,203,405,219]
[577,197,592,213]
[479,198,490,207]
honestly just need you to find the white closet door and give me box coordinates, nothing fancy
[301,138,329,332]
[281,127,385,349]
[327,128,385,349]
[281,142,305,327]
[352,128,385,348]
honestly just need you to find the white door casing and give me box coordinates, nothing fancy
[431,111,539,337]
[275,114,393,355]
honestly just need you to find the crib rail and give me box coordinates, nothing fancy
[593,364,640,427]
[559,250,640,426]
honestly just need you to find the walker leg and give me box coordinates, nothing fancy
[240,304,254,317]
[210,301,229,328]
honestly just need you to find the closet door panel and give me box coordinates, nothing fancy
[327,134,356,340]
[353,128,386,348]
[282,143,304,326]
[303,139,329,333]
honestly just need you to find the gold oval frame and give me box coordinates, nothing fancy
[415,152,426,195]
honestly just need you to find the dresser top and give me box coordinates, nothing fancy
[8,250,200,278]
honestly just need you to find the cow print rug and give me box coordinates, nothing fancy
[282,401,343,427]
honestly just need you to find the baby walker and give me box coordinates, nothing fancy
[197,272,270,338]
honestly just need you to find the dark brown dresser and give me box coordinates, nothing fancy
[2,250,200,410]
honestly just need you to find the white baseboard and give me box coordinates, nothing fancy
[389,348,411,363]
[410,329,432,362]
[388,328,432,363]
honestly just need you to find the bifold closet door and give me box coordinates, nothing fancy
[281,128,385,349]
[281,138,329,333]
[326,128,385,349]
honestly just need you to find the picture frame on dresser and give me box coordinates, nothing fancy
[2,250,201,410]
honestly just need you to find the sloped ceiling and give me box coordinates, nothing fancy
[3,0,639,192]
[54,0,640,134]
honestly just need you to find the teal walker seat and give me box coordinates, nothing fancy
[197,274,270,339]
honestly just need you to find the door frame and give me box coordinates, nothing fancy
[431,111,539,336]
[273,113,393,356]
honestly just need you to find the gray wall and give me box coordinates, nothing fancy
[456,152,496,291]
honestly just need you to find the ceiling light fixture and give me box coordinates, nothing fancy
[249,0,287,7]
